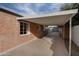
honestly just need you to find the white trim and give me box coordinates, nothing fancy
[69,17,71,56]
[0,39,36,55]
[20,31,30,36]
[17,9,78,20]
[64,15,72,24]
[68,13,77,56]
[20,21,30,35]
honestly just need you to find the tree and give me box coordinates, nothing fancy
[60,3,79,27]
[60,3,79,11]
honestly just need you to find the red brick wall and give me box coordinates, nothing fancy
[0,11,30,53]
[27,21,44,39]
[0,11,44,53]
[62,25,69,40]
[64,26,69,40]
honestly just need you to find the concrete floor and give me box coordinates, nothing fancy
[1,38,53,56]
[71,41,79,56]
[53,37,68,56]
[47,32,68,56]
[1,32,68,56]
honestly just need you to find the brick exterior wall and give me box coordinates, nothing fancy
[0,11,29,53]
[63,25,69,40]
[0,11,44,53]
[30,22,44,39]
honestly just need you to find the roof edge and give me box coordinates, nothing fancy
[0,8,23,17]
[17,9,78,20]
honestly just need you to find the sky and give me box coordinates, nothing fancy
[0,3,63,16]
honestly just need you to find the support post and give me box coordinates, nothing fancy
[69,18,72,56]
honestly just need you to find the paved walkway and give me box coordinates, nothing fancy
[47,32,68,56]
[1,38,53,56]
[1,32,68,56]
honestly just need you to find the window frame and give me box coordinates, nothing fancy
[19,21,30,36]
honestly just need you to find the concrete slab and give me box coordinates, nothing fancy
[1,39,53,56]
[47,32,69,56]
[1,32,68,56]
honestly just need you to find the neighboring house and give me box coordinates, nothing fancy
[0,8,44,53]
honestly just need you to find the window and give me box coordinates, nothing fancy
[20,22,28,34]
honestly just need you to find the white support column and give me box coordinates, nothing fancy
[69,18,72,56]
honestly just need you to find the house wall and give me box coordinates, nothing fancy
[62,23,69,52]
[0,11,44,53]
[61,22,69,40]
[64,26,69,40]
[0,11,30,53]
[29,22,44,39]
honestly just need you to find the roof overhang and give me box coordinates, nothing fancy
[0,8,23,17]
[17,9,78,25]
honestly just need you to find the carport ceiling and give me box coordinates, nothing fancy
[17,9,78,25]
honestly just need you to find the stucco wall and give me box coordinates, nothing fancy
[72,25,79,47]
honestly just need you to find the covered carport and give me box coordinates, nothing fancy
[17,9,78,56]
